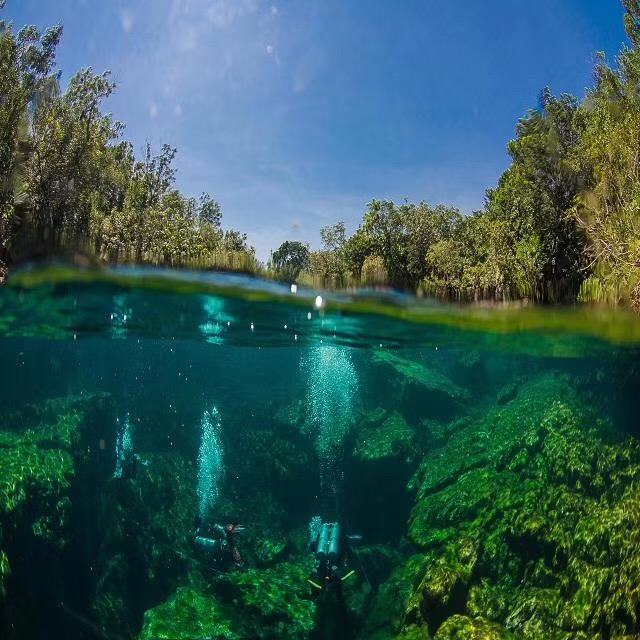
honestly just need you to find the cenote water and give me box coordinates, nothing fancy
[2,266,640,640]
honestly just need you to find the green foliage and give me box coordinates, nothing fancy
[271,240,310,282]
[0,10,61,267]
[359,200,462,290]
[571,33,640,304]
[303,221,350,288]
[0,10,255,275]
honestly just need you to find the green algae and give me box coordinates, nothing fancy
[353,411,417,461]
[140,559,316,640]
[433,615,514,639]
[371,351,470,401]
[0,396,94,536]
[391,372,640,639]
[215,559,316,638]
[91,452,198,637]
[139,586,240,640]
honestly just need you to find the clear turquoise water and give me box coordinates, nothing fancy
[1,266,639,640]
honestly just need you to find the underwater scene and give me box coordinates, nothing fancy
[1,267,640,640]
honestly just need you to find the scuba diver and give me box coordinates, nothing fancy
[308,516,361,640]
[308,516,357,590]
[194,522,245,570]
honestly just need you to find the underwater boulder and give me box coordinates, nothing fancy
[358,554,430,640]
[139,586,239,640]
[371,350,470,401]
[433,614,514,639]
[496,383,519,405]
[353,411,417,462]
[405,539,479,633]
[91,452,198,637]
[254,537,289,566]
[213,559,316,639]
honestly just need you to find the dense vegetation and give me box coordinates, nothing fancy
[0,1,257,281]
[1,0,640,308]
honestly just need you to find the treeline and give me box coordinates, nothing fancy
[0,2,257,283]
[2,2,640,309]
[272,2,640,308]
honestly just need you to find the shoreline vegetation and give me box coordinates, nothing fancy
[1,1,640,311]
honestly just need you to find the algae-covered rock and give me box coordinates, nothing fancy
[0,394,103,543]
[92,452,198,637]
[214,559,316,639]
[408,374,572,502]
[371,351,470,402]
[406,539,479,633]
[354,412,416,461]
[141,559,317,640]
[139,586,239,640]
[254,537,288,566]
[397,369,640,639]
[360,554,430,639]
[433,615,514,639]
[496,383,518,405]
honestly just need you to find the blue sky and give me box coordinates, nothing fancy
[4,0,628,260]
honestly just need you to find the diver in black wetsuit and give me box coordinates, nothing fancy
[308,516,359,640]
[194,522,245,570]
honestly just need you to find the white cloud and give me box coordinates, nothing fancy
[265,44,274,55]
[174,104,183,116]
[149,103,158,118]
[121,9,135,33]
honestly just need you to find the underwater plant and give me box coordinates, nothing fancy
[197,406,224,522]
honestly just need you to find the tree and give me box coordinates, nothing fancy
[0,9,61,265]
[271,240,310,282]
[25,69,122,253]
[571,7,640,305]
[483,90,587,300]
[307,221,349,287]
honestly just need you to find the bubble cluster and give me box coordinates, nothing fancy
[303,345,357,494]
[197,406,224,522]
[113,412,133,479]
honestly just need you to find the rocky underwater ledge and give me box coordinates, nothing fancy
[1,347,640,640]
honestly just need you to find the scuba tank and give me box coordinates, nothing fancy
[327,523,340,562]
[194,535,223,553]
[317,523,331,560]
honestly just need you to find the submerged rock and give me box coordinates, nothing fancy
[371,351,470,402]
[353,411,416,462]
[397,369,640,639]
[433,615,514,639]
[140,558,316,640]
[139,586,239,640]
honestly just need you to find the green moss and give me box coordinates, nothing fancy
[0,548,9,595]
[139,587,239,640]
[433,615,514,639]
[371,351,470,401]
[215,559,316,639]
[354,411,416,461]
[395,369,640,639]
[140,559,317,640]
